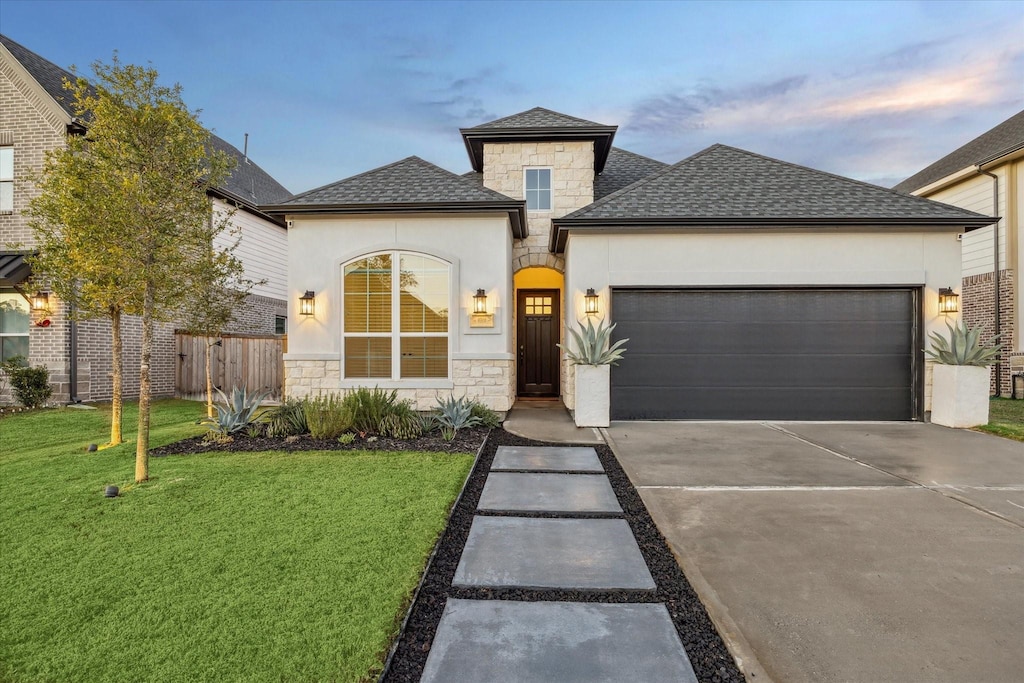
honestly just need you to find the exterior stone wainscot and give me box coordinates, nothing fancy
[284,359,515,412]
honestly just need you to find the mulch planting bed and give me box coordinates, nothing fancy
[149,427,489,457]
[381,428,744,683]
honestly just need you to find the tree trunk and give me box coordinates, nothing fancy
[205,337,215,418]
[109,307,124,446]
[135,281,155,482]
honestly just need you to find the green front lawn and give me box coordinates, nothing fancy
[978,398,1024,442]
[0,400,473,682]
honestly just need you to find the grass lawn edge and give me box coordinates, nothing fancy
[374,430,490,681]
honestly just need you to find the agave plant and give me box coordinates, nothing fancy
[557,318,628,366]
[203,385,271,435]
[925,321,1001,366]
[434,394,483,441]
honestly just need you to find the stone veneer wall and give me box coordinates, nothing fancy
[482,141,593,272]
[962,269,1015,396]
[284,359,515,412]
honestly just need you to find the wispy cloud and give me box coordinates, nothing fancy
[621,29,1024,184]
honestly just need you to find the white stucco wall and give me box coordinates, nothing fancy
[563,229,964,413]
[283,213,515,409]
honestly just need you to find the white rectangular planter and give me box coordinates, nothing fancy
[573,364,610,428]
[930,364,990,428]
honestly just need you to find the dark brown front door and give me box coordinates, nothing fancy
[517,289,560,396]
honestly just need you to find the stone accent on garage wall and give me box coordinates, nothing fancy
[284,359,515,411]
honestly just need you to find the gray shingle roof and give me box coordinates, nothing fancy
[893,109,1024,193]
[553,144,994,252]
[0,33,290,208]
[281,156,517,206]
[595,148,668,200]
[0,33,78,117]
[465,107,609,130]
[270,156,527,237]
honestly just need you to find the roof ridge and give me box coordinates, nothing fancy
[607,146,668,165]
[467,106,610,129]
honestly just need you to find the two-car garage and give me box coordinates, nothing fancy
[609,288,921,421]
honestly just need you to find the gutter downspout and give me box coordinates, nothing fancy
[978,167,1001,394]
[68,306,79,403]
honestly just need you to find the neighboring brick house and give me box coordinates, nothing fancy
[894,109,1024,396]
[268,107,993,421]
[0,34,291,404]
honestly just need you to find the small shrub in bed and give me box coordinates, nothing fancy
[379,400,424,439]
[303,393,353,440]
[261,399,308,437]
[469,401,501,428]
[342,386,399,435]
[337,432,356,445]
[3,357,52,409]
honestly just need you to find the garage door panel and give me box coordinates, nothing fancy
[617,354,911,388]
[613,387,913,420]
[610,289,918,420]
[622,321,912,355]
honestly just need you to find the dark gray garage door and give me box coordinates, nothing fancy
[610,289,919,420]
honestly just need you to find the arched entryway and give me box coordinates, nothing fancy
[513,266,564,397]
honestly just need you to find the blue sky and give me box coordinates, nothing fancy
[3,0,1022,194]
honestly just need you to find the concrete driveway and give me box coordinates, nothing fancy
[605,422,1024,683]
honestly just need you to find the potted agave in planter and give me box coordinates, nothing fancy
[926,321,1000,428]
[558,319,628,428]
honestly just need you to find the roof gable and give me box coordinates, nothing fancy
[552,144,995,252]
[460,106,617,174]
[465,107,608,131]
[894,109,1024,193]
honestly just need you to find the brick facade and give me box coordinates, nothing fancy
[284,359,515,412]
[1,57,288,406]
[962,269,1015,396]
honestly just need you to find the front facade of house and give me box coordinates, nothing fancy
[270,108,993,421]
[0,34,291,404]
[895,109,1024,396]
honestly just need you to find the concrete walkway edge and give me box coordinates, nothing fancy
[601,427,773,682]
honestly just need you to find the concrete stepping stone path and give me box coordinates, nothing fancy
[478,472,622,513]
[453,516,655,590]
[421,444,696,681]
[420,599,698,683]
[491,445,604,472]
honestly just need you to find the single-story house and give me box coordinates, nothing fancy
[265,107,994,421]
[0,34,292,403]
[894,109,1024,396]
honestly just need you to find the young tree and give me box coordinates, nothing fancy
[179,215,263,419]
[29,56,233,481]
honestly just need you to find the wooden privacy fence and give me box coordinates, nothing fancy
[175,332,285,401]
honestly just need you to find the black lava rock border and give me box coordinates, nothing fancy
[380,428,744,683]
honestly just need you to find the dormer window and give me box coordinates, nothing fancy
[525,168,551,211]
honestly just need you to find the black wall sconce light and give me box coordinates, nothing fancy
[299,290,315,316]
[938,287,959,314]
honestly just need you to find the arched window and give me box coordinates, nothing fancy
[342,252,449,379]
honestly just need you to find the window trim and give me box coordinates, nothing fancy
[0,146,13,214]
[524,167,552,213]
[341,250,452,381]
[0,289,30,361]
